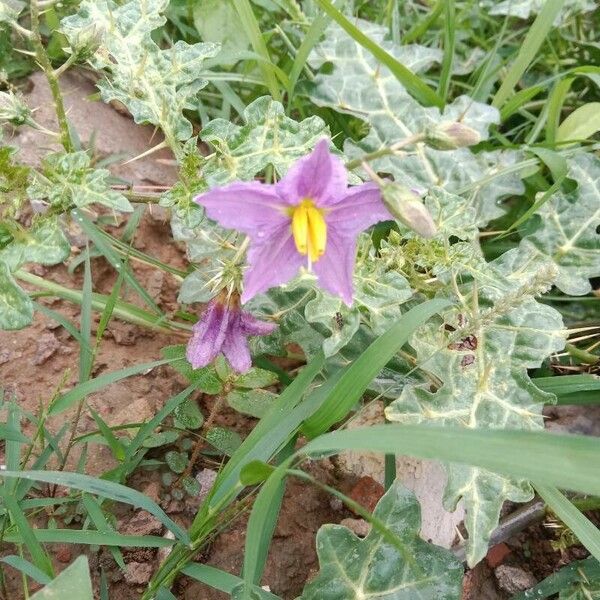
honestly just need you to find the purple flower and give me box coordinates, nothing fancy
[195,139,392,305]
[186,293,276,373]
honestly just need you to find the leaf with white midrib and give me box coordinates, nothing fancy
[300,481,463,599]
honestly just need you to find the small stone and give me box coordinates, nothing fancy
[348,476,385,514]
[340,518,371,538]
[32,333,60,365]
[120,510,163,537]
[54,544,72,563]
[486,542,511,568]
[494,565,537,594]
[141,480,161,505]
[124,561,153,585]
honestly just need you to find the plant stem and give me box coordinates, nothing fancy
[177,393,228,485]
[29,0,74,153]
[345,133,426,170]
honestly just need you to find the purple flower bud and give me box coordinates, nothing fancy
[380,184,437,238]
[424,121,481,150]
[186,292,276,373]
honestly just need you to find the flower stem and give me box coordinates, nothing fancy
[29,0,75,153]
[345,133,426,171]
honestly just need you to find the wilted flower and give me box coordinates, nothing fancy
[380,183,437,238]
[424,121,481,150]
[186,292,276,373]
[0,91,32,126]
[195,139,392,305]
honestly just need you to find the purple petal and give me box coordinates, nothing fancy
[221,320,252,373]
[195,181,287,235]
[312,227,356,305]
[186,301,230,368]
[327,182,393,236]
[241,225,304,303]
[276,139,347,207]
[240,311,277,336]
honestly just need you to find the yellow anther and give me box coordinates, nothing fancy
[291,199,327,263]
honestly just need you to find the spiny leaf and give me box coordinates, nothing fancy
[386,246,566,565]
[520,152,600,296]
[61,0,219,142]
[0,260,33,329]
[201,96,331,185]
[28,151,132,212]
[300,481,463,600]
[0,217,70,271]
[309,21,523,226]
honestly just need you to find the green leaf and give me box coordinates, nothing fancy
[227,389,278,419]
[386,247,566,565]
[557,103,600,142]
[520,153,600,295]
[174,397,204,430]
[486,0,594,22]
[239,460,275,486]
[312,1,443,108]
[0,217,70,272]
[234,368,278,389]
[300,481,463,599]
[193,0,249,57]
[160,345,223,393]
[28,151,132,212]
[206,427,242,456]
[309,22,521,226]
[61,0,219,142]
[31,556,93,600]
[3,529,175,548]
[0,260,33,329]
[201,96,331,184]
[0,470,189,544]
[142,430,180,448]
[165,451,188,474]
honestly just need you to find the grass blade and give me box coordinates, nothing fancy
[182,564,280,598]
[303,298,452,437]
[3,529,175,548]
[2,493,54,578]
[493,0,566,108]
[49,358,175,415]
[437,0,455,102]
[232,0,281,100]
[302,425,600,496]
[536,484,600,562]
[0,470,189,545]
[0,555,52,585]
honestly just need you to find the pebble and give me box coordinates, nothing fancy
[494,564,537,594]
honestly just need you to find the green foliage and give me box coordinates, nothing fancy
[28,151,132,212]
[31,556,93,600]
[201,96,331,184]
[387,246,566,565]
[520,153,600,295]
[61,0,219,143]
[300,481,463,599]
[308,21,523,226]
[0,259,33,329]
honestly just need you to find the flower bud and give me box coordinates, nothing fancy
[65,23,103,59]
[0,91,31,126]
[381,183,437,238]
[424,121,481,151]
